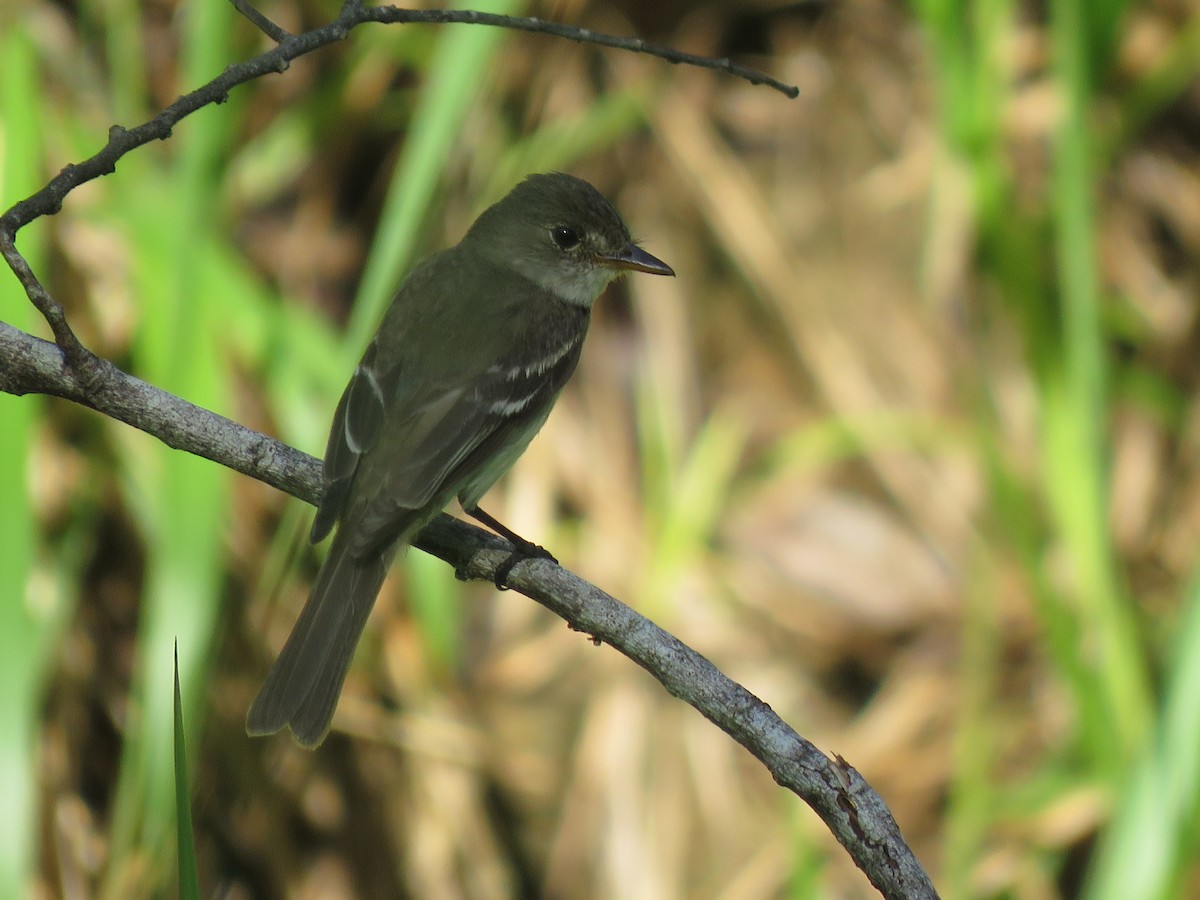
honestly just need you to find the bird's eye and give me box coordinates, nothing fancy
[551,226,581,250]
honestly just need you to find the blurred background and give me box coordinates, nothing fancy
[3,0,1200,897]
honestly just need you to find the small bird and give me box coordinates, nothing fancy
[247,173,674,746]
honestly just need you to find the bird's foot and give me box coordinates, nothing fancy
[494,540,557,589]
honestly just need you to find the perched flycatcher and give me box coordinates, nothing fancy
[247,173,674,746]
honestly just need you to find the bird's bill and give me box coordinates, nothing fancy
[598,244,675,277]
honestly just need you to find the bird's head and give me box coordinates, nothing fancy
[466,172,674,307]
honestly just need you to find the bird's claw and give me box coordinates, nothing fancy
[493,542,557,589]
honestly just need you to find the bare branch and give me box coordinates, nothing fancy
[231,0,292,43]
[424,521,940,899]
[0,323,320,502]
[0,319,937,899]
[0,232,89,373]
[362,6,801,98]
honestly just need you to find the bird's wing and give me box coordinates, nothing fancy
[310,256,588,558]
[309,338,389,543]
[346,335,585,559]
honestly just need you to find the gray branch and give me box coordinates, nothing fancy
[0,321,938,899]
[0,3,934,897]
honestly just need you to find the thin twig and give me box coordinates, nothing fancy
[231,0,292,43]
[0,231,92,377]
[361,6,800,98]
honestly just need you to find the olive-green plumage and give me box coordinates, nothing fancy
[247,173,673,746]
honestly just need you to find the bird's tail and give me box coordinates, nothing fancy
[246,526,394,747]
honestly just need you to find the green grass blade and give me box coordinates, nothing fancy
[345,0,524,353]
[173,642,201,900]
[1048,0,1150,759]
[1083,568,1200,900]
